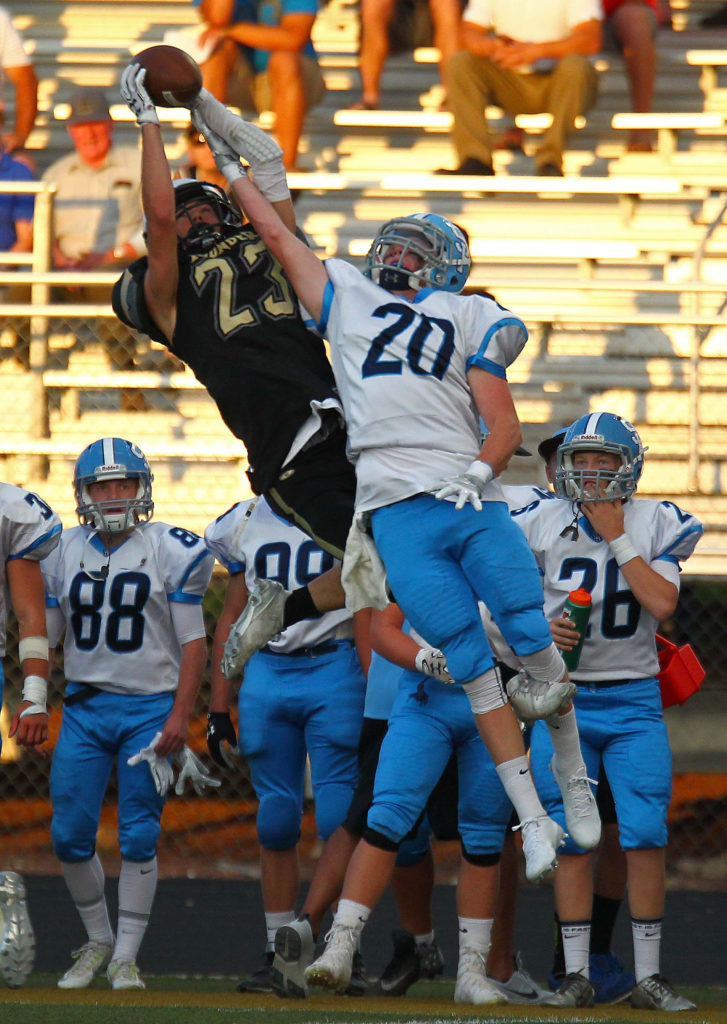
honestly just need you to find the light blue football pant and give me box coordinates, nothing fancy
[368,669,513,855]
[530,677,672,852]
[51,687,172,863]
[371,495,552,683]
[240,642,365,849]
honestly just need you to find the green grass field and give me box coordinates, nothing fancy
[2,976,726,1024]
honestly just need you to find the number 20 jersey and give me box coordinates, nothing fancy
[112,225,338,495]
[319,259,529,512]
[42,522,214,694]
[512,496,703,682]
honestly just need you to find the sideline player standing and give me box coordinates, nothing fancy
[43,437,214,991]
[204,495,366,993]
[1,478,62,988]
[513,413,701,1011]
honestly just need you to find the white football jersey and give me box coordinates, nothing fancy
[0,483,62,657]
[42,522,213,694]
[205,498,353,653]
[501,483,556,512]
[321,259,528,511]
[512,496,703,681]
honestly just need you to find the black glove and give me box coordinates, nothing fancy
[206,712,239,769]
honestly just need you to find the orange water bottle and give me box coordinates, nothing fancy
[561,588,592,671]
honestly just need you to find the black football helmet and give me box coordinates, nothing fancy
[173,178,241,251]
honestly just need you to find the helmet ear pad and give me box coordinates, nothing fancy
[555,412,646,503]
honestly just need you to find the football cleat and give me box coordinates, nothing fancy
[506,671,576,722]
[486,955,549,1004]
[346,950,370,996]
[304,921,357,993]
[550,760,601,851]
[541,971,595,1007]
[374,928,444,996]
[454,948,507,1006]
[272,917,315,999]
[236,950,275,992]
[518,815,565,883]
[58,940,113,989]
[630,973,696,1011]
[107,958,145,990]
[222,578,287,678]
[0,872,35,988]
[589,952,635,1004]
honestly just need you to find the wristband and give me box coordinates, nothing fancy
[220,160,247,184]
[18,635,49,663]
[251,160,291,204]
[610,533,638,566]
[20,674,48,718]
[465,460,494,487]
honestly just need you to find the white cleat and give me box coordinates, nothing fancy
[486,955,550,1004]
[0,872,35,988]
[222,578,287,678]
[454,949,507,1006]
[506,672,576,722]
[519,815,565,882]
[551,760,601,851]
[304,921,357,993]
[272,917,315,998]
[107,958,145,990]
[58,940,113,989]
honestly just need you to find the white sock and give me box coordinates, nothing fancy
[61,855,113,946]
[562,921,591,977]
[458,916,493,957]
[114,857,157,963]
[496,756,547,822]
[265,910,295,952]
[334,898,370,937]
[632,917,661,982]
[547,707,586,778]
[414,930,435,946]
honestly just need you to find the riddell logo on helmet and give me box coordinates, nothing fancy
[576,433,605,443]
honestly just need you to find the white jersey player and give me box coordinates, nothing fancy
[204,496,365,993]
[43,437,214,994]
[517,413,701,1012]
[0,481,61,989]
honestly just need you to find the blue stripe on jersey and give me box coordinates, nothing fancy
[658,524,704,560]
[655,554,680,567]
[168,592,203,604]
[8,523,62,559]
[318,276,334,334]
[46,595,60,608]
[466,354,507,378]
[225,559,245,574]
[470,315,527,371]
[176,547,211,592]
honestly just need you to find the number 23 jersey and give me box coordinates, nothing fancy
[42,522,214,694]
[512,497,703,681]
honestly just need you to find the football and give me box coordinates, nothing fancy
[132,44,203,108]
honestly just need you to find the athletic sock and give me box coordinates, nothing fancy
[61,855,114,946]
[265,910,295,953]
[632,917,661,982]
[561,920,591,977]
[496,756,547,822]
[114,857,157,962]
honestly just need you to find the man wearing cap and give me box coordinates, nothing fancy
[42,87,144,273]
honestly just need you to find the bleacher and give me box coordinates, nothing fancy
[1,0,727,567]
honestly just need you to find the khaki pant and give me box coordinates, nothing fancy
[447,51,598,169]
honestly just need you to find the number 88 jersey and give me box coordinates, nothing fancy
[42,521,214,694]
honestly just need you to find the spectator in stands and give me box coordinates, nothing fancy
[0,137,34,265]
[439,0,602,177]
[194,0,326,170]
[605,0,658,152]
[0,5,37,154]
[349,0,463,111]
[42,88,144,274]
[700,2,727,27]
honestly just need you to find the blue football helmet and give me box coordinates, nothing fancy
[364,213,471,293]
[555,412,646,503]
[74,437,154,533]
[172,178,241,252]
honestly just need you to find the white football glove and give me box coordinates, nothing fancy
[192,110,246,184]
[174,746,222,796]
[432,460,494,511]
[505,671,577,724]
[127,731,174,796]
[415,647,454,684]
[120,64,160,128]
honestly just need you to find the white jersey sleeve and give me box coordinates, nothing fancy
[205,497,353,652]
[0,483,61,656]
[320,258,528,511]
[42,522,213,695]
[513,496,702,682]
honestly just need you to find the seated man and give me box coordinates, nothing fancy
[195,0,326,170]
[440,0,601,177]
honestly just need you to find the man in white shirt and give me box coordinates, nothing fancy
[0,5,37,153]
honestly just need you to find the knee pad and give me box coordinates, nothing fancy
[119,820,160,863]
[520,643,567,683]
[363,826,401,853]
[463,666,507,715]
[257,794,301,850]
[51,825,95,864]
[461,848,501,867]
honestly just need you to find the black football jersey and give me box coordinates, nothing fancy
[112,224,338,494]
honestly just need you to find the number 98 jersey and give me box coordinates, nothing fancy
[42,522,214,694]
